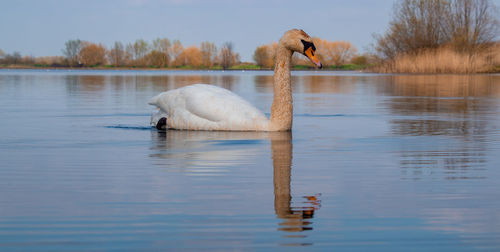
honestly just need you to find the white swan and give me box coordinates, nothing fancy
[149,29,322,131]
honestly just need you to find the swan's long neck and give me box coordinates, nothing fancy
[270,44,293,131]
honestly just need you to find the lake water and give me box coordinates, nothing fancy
[1,69,500,251]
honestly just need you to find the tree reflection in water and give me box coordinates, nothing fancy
[376,75,500,180]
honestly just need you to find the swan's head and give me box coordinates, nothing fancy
[280,29,322,68]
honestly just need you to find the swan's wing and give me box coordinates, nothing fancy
[149,84,268,130]
[183,84,265,123]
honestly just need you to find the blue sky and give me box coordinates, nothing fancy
[1,0,497,62]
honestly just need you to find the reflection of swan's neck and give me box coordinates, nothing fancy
[272,132,292,217]
[270,44,293,131]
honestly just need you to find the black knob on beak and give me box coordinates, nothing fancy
[156,117,167,130]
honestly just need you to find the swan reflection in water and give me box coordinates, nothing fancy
[271,132,321,237]
[150,130,321,241]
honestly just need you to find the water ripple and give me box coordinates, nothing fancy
[62,113,149,118]
[104,125,153,130]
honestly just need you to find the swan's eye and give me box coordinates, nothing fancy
[301,39,316,54]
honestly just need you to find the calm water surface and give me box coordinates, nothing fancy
[1,69,500,251]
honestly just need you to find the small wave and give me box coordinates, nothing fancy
[104,125,153,130]
[208,139,264,146]
[62,113,149,118]
[295,113,346,118]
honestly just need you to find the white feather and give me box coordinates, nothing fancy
[149,84,270,131]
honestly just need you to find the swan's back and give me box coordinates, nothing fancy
[149,84,269,131]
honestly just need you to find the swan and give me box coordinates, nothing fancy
[149,29,322,131]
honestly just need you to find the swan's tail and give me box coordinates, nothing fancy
[149,94,168,127]
[148,94,161,106]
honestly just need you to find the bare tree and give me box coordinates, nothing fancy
[4,51,22,64]
[219,42,239,70]
[151,38,171,66]
[125,43,135,65]
[374,0,450,58]
[170,40,184,67]
[375,0,499,58]
[152,38,171,54]
[200,41,217,67]
[133,39,150,65]
[63,39,82,66]
[108,41,125,66]
[447,0,500,52]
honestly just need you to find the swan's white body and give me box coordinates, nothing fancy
[149,84,270,131]
[148,29,321,131]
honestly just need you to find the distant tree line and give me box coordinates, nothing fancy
[1,36,370,70]
[0,49,36,65]
[0,39,240,69]
[59,38,240,69]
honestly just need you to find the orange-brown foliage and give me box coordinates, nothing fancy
[146,50,169,67]
[489,42,500,67]
[170,40,184,67]
[177,46,202,67]
[34,56,65,66]
[79,43,107,66]
[253,42,277,68]
[313,38,358,66]
[375,45,500,73]
[200,42,217,67]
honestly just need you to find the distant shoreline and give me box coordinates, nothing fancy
[0,66,269,71]
[0,65,365,72]
[3,64,497,74]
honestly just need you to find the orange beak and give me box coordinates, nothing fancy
[304,47,322,69]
